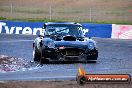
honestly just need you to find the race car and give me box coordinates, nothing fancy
[33,22,98,64]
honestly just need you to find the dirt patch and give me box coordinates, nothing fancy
[0,55,29,72]
[0,0,131,8]
[0,80,132,88]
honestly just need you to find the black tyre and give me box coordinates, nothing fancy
[33,47,41,62]
[86,52,98,63]
[39,47,50,64]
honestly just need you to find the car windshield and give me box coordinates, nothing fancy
[45,24,84,37]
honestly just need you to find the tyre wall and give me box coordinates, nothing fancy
[0,21,132,39]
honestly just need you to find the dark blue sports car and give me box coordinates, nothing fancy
[33,22,98,63]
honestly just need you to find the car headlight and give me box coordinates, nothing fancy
[88,42,95,50]
[47,41,55,48]
[43,39,55,48]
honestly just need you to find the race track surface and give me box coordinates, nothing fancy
[0,34,132,80]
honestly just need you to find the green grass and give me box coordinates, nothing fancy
[0,16,132,24]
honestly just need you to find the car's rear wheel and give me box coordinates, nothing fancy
[33,47,41,62]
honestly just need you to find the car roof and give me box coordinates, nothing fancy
[45,22,82,26]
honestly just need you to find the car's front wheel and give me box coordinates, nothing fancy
[33,47,41,62]
[86,51,98,63]
[39,47,50,64]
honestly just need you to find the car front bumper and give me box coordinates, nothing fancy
[41,46,98,62]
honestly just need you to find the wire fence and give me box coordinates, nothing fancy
[0,4,132,23]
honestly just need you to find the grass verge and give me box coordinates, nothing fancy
[0,16,132,24]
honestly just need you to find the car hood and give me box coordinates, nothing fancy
[55,41,88,49]
[42,35,94,49]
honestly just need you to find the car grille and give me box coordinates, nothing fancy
[60,48,83,56]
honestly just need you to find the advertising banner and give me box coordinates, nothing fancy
[112,24,132,39]
[0,21,44,35]
[82,23,112,38]
[0,21,112,38]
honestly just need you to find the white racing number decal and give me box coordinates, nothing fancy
[78,27,89,35]
[56,27,69,33]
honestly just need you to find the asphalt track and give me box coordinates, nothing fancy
[0,34,132,80]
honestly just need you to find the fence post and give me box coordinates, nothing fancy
[11,3,13,19]
[50,6,52,21]
[89,8,92,22]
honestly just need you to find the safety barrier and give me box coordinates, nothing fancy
[112,24,132,39]
[0,21,132,39]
